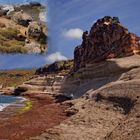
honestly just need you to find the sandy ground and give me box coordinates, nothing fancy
[0,93,68,140]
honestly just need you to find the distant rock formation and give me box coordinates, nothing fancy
[74,16,140,71]
[36,60,73,75]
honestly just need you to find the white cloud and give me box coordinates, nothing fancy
[63,28,83,39]
[46,52,67,63]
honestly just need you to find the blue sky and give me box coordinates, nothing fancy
[0,0,140,69]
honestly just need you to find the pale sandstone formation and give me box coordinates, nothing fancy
[30,55,140,140]
[21,16,140,140]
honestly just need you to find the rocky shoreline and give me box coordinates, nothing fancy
[0,16,140,140]
[0,92,71,140]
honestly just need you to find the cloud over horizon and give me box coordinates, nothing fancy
[63,28,83,39]
[46,52,68,63]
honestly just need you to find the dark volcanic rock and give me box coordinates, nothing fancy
[36,60,73,75]
[74,16,140,71]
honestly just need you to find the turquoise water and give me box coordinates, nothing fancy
[0,95,25,111]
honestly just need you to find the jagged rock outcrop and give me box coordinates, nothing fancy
[36,60,73,75]
[74,16,140,71]
[12,10,33,27]
[27,21,43,38]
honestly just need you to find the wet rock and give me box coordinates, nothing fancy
[14,86,28,95]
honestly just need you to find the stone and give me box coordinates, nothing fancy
[27,21,43,39]
[0,9,9,16]
[12,10,32,27]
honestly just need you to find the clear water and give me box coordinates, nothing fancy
[0,95,25,111]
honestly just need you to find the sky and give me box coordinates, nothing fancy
[0,0,140,69]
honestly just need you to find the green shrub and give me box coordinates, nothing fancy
[0,45,27,54]
[39,32,47,45]
[0,28,20,39]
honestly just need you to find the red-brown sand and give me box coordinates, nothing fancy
[0,93,68,140]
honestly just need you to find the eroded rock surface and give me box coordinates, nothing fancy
[74,16,140,71]
[30,55,140,140]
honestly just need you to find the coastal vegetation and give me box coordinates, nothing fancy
[18,100,32,114]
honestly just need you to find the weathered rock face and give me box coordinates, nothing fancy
[30,55,140,140]
[12,11,32,27]
[74,16,140,71]
[27,21,43,38]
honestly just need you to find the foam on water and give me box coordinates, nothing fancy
[0,103,10,111]
[0,95,26,111]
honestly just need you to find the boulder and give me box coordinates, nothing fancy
[74,16,140,71]
[0,9,9,16]
[12,10,32,27]
[27,21,42,38]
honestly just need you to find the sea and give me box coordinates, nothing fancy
[0,94,26,111]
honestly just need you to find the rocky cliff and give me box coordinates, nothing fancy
[74,16,140,70]
[29,17,140,140]
[30,55,140,140]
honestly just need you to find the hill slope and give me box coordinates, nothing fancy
[0,3,47,54]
